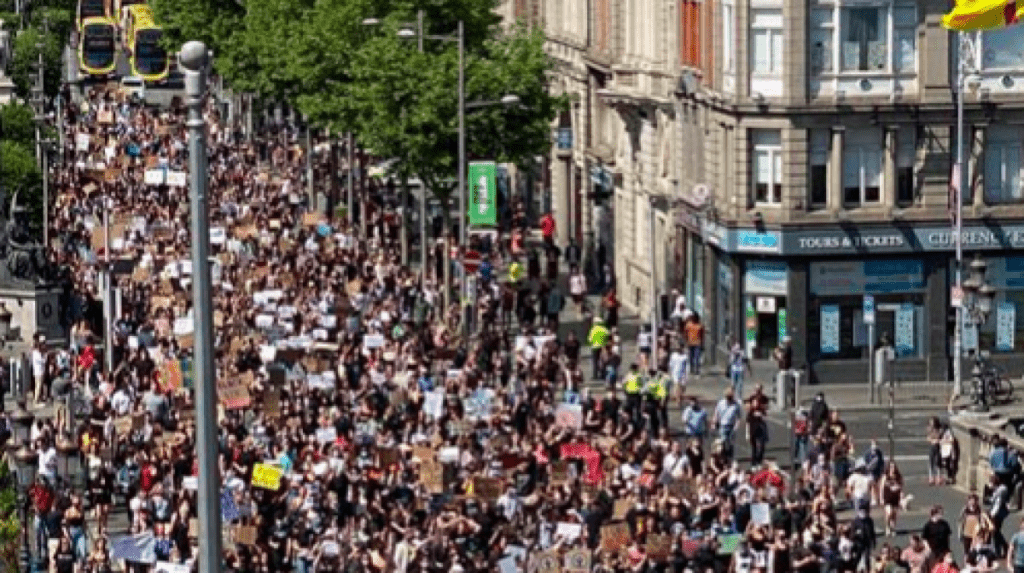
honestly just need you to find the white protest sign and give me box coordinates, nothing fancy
[316,427,338,444]
[144,169,166,186]
[76,133,90,151]
[166,171,187,187]
[363,334,385,349]
[173,317,194,336]
[209,227,226,245]
[423,390,445,419]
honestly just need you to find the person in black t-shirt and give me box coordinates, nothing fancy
[921,505,953,558]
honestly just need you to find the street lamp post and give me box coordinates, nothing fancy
[12,441,37,573]
[954,32,980,398]
[961,254,996,410]
[179,41,223,573]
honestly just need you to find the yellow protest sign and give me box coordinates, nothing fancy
[251,463,283,490]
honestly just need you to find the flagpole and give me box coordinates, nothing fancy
[953,31,966,398]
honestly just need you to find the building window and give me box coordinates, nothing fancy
[980,26,1024,70]
[681,0,702,69]
[984,125,1023,204]
[810,129,830,206]
[722,2,735,73]
[750,8,783,75]
[896,126,916,205]
[810,3,916,75]
[752,130,783,205]
[843,129,882,206]
[840,7,886,71]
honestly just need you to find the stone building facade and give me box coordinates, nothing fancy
[508,0,1024,382]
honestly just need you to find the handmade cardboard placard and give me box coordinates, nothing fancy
[214,311,225,328]
[251,463,283,490]
[91,227,107,253]
[532,551,561,573]
[600,522,630,552]
[220,385,251,410]
[378,447,399,468]
[563,549,591,573]
[412,446,434,464]
[114,417,132,436]
[473,476,503,502]
[234,525,258,546]
[132,413,145,431]
[302,213,324,227]
[188,519,199,539]
[420,460,444,494]
[646,534,672,562]
[176,333,195,349]
[264,388,281,418]
[666,477,695,501]
[132,266,150,282]
[549,460,569,485]
[612,499,630,521]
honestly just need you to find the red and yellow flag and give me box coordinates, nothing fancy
[943,0,1024,31]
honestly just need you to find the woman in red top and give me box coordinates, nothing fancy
[603,288,620,329]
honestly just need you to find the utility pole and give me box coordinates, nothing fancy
[179,41,223,573]
[417,9,427,284]
[648,197,658,367]
[346,132,354,232]
[34,17,47,246]
[304,116,314,210]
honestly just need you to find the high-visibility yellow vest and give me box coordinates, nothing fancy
[647,379,667,400]
[509,262,524,282]
[588,325,609,349]
[624,373,642,394]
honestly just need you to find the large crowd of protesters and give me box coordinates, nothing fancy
[0,82,1021,573]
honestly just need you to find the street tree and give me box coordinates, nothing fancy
[9,26,62,100]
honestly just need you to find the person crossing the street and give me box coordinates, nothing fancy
[587,317,610,380]
[713,388,743,459]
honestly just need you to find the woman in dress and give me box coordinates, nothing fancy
[880,462,904,536]
[959,494,985,555]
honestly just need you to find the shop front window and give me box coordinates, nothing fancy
[955,256,1024,352]
[809,259,926,360]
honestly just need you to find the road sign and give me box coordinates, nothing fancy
[463,250,482,273]
[863,295,875,325]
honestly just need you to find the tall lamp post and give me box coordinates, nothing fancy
[11,441,37,573]
[953,32,981,398]
[961,254,996,411]
[179,41,223,573]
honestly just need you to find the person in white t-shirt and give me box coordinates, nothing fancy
[669,346,689,407]
[31,337,47,406]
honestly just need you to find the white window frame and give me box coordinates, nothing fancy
[750,8,784,76]
[809,2,917,76]
[723,2,736,74]
[843,129,883,206]
[752,130,783,206]
[979,26,1024,71]
[984,125,1024,203]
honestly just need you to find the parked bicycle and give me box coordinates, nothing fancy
[969,357,1015,407]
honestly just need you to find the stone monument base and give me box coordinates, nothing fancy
[0,285,64,346]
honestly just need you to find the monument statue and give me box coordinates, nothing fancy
[0,191,53,287]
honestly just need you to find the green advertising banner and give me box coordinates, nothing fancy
[468,161,497,226]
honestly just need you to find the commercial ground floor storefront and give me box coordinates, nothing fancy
[675,216,1024,384]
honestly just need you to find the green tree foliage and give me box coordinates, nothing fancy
[0,102,37,147]
[9,26,62,100]
[145,0,564,204]
[1,140,43,229]
[0,462,22,570]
